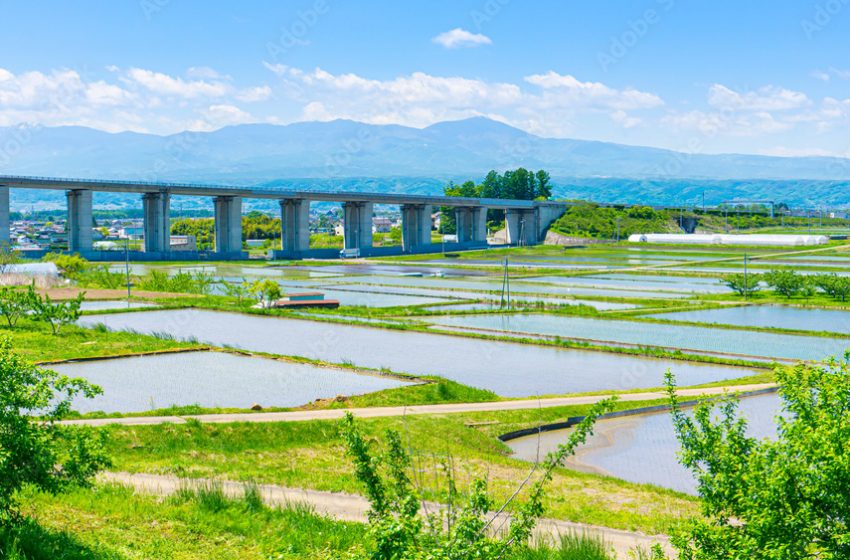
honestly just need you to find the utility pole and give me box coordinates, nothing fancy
[743,252,748,300]
[125,236,131,301]
[615,216,621,243]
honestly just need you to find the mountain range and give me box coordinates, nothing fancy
[2,117,849,209]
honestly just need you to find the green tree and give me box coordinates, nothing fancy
[41,252,89,277]
[340,398,614,559]
[813,273,850,302]
[665,357,850,559]
[30,292,85,335]
[722,273,762,297]
[250,279,282,308]
[763,269,805,298]
[0,337,109,524]
[0,286,37,329]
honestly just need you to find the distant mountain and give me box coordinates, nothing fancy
[1,118,849,208]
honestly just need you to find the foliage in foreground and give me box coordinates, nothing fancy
[0,285,84,335]
[665,357,850,559]
[0,337,109,525]
[340,398,614,559]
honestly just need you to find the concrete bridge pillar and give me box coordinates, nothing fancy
[455,207,487,244]
[0,186,9,248]
[505,209,537,246]
[401,204,432,252]
[214,196,243,255]
[142,191,171,253]
[455,207,472,243]
[471,207,488,242]
[279,198,310,258]
[342,202,373,251]
[66,189,93,254]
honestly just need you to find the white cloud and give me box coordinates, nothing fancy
[189,104,256,131]
[263,64,663,133]
[524,71,664,110]
[85,81,132,106]
[707,84,809,112]
[237,85,272,102]
[432,28,492,49]
[125,68,229,98]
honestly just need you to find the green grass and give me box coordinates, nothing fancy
[2,320,205,363]
[3,484,365,560]
[2,484,626,560]
[103,399,698,534]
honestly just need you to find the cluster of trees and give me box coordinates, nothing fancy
[440,168,552,233]
[171,212,283,250]
[550,202,673,239]
[0,285,85,334]
[723,269,850,301]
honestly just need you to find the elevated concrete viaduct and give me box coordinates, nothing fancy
[0,175,567,260]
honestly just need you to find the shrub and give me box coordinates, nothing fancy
[339,398,614,560]
[0,285,38,329]
[0,337,110,524]
[41,252,89,276]
[665,357,850,559]
[250,279,282,308]
[30,291,85,335]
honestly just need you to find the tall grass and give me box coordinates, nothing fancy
[513,534,615,560]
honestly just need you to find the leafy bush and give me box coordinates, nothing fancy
[722,273,762,297]
[249,279,282,308]
[0,286,38,329]
[30,291,85,335]
[339,398,613,560]
[665,357,850,559]
[0,337,110,524]
[41,252,89,276]
[138,269,215,294]
[73,264,127,290]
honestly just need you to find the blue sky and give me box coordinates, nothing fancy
[1,0,849,156]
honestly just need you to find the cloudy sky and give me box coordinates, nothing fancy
[1,0,849,156]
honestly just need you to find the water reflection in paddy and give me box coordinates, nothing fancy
[78,309,758,397]
[507,392,780,494]
[650,305,850,334]
[52,351,410,414]
[428,314,850,361]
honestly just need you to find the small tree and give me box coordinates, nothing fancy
[31,291,85,335]
[721,273,761,297]
[340,398,614,559]
[223,278,252,306]
[250,279,282,308]
[763,269,804,299]
[41,252,89,277]
[0,337,110,524]
[0,286,38,329]
[665,358,850,559]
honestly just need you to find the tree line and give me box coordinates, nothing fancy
[440,168,552,233]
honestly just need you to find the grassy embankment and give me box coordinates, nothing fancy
[102,398,696,534]
[5,483,623,560]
